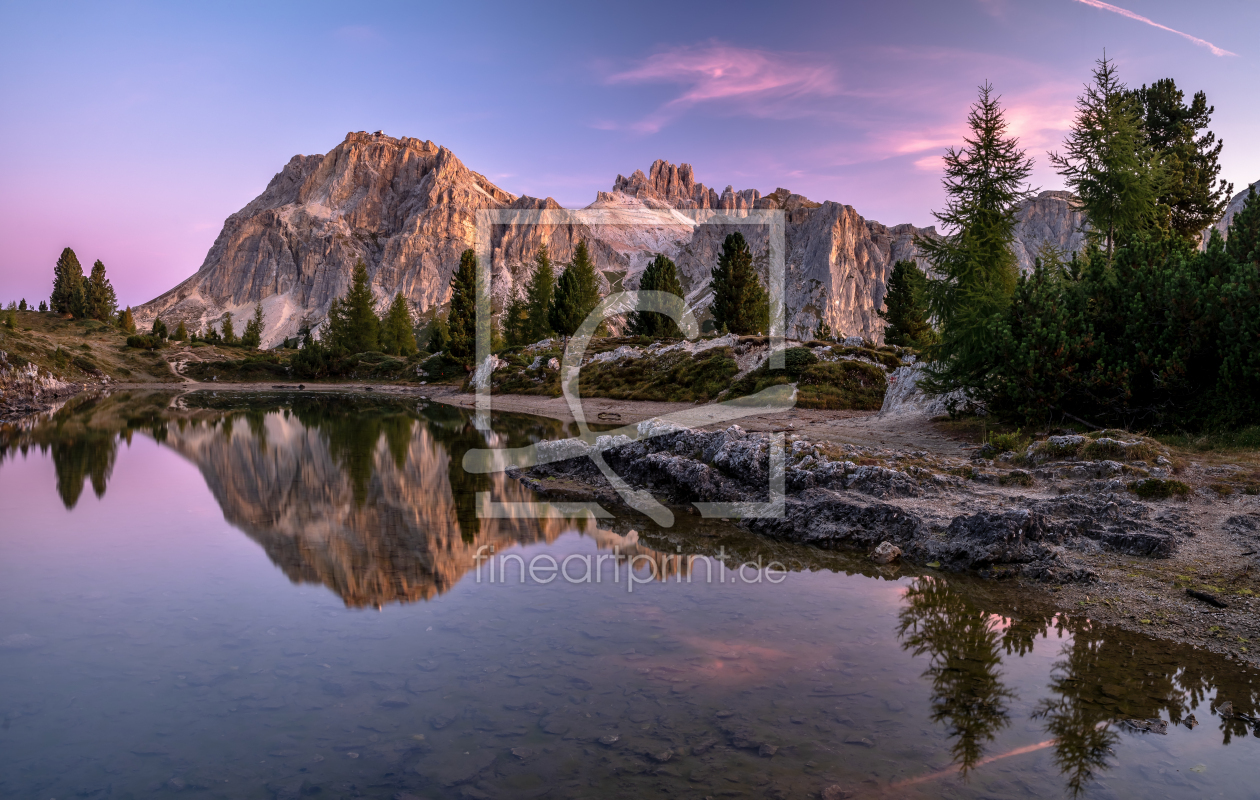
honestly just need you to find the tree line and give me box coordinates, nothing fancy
[908,55,1253,431]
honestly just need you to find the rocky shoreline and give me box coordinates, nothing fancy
[0,350,83,423]
[511,419,1260,668]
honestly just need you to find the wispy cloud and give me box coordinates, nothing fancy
[1071,0,1235,56]
[605,42,838,133]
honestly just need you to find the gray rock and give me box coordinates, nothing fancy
[871,541,902,564]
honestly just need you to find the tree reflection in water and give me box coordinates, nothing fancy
[897,575,1015,777]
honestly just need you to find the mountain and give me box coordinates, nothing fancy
[1202,180,1260,248]
[136,132,1086,347]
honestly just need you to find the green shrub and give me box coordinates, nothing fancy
[796,361,887,410]
[1128,478,1191,500]
[988,428,1028,454]
[782,347,818,375]
[126,334,164,350]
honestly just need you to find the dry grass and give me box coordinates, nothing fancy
[0,310,182,383]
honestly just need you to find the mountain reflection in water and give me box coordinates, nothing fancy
[1,390,1258,799]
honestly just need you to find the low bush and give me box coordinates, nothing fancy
[1128,478,1191,500]
[988,428,1028,454]
[126,334,164,350]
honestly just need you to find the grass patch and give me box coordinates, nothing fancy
[998,470,1034,487]
[1209,482,1234,497]
[1128,478,1191,500]
[576,347,740,402]
[729,354,886,410]
[1156,426,1260,453]
[988,428,1028,454]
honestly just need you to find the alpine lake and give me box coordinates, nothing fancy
[1,390,1257,800]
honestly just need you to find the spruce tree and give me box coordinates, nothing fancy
[503,296,529,347]
[1050,56,1160,261]
[152,317,169,339]
[51,247,85,316]
[38,300,47,312]
[814,320,833,341]
[629,253,686,339]
[173,320,188,342]
[325,260,380,354]
[1132,79,1232,240]
[878,260,935,348]
[18,299,26,311]
[219,312,235,344]
[447,249,479,366]
[241,303,265,349]
[428,315,451,354]
[710,231,769,335]
[524,246,556,343]
[380,292,418,356]
[85,260,118,322]
[119,307,136,333]
[919,82,1033,394]
[549,240,601,342]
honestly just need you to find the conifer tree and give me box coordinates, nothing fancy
[710,232,769,335]
[18,299,27,311]
[503,296,530,347]
[173,320,188,341]
[219,312,235,344]
[447,249,479,366]
[325,260,380,354]
[629,253,686,339]
[38,300,47,312]
[241,303,265,349]
[85,260,118,322]
[814,320,833,341]
[3,306,13,330]
[152,317,169,339]
[919,82,1033,394]
[524,246,556,343]
[549,240,601,342]
[119,307,136,333]
[878,260,935,348]
[51,247,85,316]
[1050,56,1160,261]
[428,315,451,354]
[380,292,418,356]
[1132,79,1232,240]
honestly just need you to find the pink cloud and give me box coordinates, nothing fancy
[1071,0,1235,57]
[606,42,838,133]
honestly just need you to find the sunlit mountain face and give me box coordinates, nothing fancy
[1,390,1257,800]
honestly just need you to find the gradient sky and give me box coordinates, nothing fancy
[1,0,1256,308]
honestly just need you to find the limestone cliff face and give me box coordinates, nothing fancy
[1202,180,1259,248]
[138,136,1088,346]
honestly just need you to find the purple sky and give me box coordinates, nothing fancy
[1,0,1256,308]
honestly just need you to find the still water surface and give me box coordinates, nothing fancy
[1,391,1257,799]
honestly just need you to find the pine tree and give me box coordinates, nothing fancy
[85,260,118,322]
[173,320,188,341]
[919,82,1033,394]
[1050,56,1160,261]
[710,232,769,335]
[629,253,686,339]
[447,249,479,366]
[38,300,47,312]
[878,260,935,348]
[326,260,380,354]
[1132,79,1232,240]
[524,246,556,343]
[119,307,136,333]
[380,292,418,356]
[3,307,13,330]
[241,303,265,349]
[549,240,601,341]
[18,299,27,311]
[814,320,833,340]
[503,296,530,347]
[428,315,451,354]
[51,247,85,317]
[219,312,235,344]
[152,317,169,339]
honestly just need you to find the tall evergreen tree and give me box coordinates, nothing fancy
[84,260,118,322]
[447,249,479,366]
[549,240,601,341]
[152,317,169,339]
[920,82,1033,394]
[241,303,265,349]
[173,320,188,342]
[879,260,935,348]
[503,296,530,347]
[1132,79,1232,240]
[119,306,136,333]
[524,245,556,343]
[18,299,27,311]
[51,247,85,316]
[428,314,451,354]
[710,232,769,335]
[1050,56,1160,261]
[326,260,380,354]
[380,292,418,356]
[629,253,686,338]
[219,311,235,344]
[38,300,47,312]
